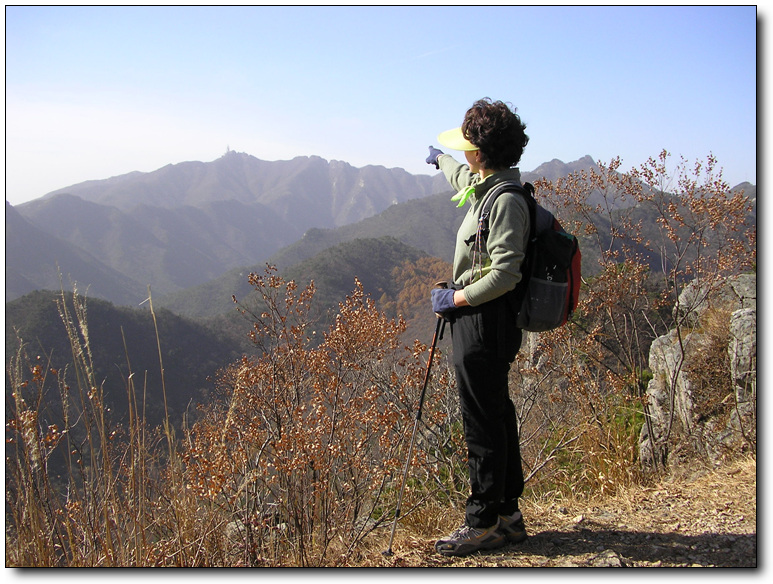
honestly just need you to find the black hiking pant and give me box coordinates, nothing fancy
[448,293,524,528]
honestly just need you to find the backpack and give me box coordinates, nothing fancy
[474,181,582,332]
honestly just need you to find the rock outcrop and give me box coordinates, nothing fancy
[639,274,756,469]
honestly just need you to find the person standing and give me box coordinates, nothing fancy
[425,98,531,557]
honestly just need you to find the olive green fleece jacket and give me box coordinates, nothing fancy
[437,154,530,307]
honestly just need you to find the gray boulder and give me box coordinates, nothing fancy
[640,274,756,469]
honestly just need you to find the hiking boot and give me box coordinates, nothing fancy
[434,522,506,557]
[497,510,527,544]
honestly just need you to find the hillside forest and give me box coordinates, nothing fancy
[5,151,756,566]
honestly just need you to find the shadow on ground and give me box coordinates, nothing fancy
[511,524,756,567]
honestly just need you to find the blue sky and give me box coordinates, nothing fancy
[5,5,758,205]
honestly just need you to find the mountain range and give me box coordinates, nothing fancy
[5,151,755,431]
[5,151,602,309]
[6,151,756,316]
[7,152,452,303]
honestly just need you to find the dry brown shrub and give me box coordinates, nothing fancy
[517,151,755,490]
[684,305,734,423]
[183,267,462,566]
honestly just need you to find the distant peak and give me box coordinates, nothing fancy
[220,149,247,159]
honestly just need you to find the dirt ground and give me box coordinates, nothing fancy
[366,455,757,568]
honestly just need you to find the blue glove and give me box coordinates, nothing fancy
[426,145,444,169]
[431,288,457,314]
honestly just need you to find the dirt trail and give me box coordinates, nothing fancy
[369,456,756,568]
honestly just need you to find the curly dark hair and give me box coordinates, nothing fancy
[461,98,529,170]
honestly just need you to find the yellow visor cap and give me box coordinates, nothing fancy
[437,127,478,151]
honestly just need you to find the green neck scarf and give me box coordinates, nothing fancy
[450,185,476,208]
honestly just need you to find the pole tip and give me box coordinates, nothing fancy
[382,549,394,557]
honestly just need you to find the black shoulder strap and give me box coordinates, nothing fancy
[472,181,537,246]
[470,181,539,333]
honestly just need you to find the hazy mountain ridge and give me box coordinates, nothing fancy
[154,189,466,319]
[35,151,448,220]
[9,152,448,303]
[267,155,604,271]
[7,151,754,309]
[528,154,598,181]
[5,202,145,304]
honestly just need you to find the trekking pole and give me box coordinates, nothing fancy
[383,314,446,557]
